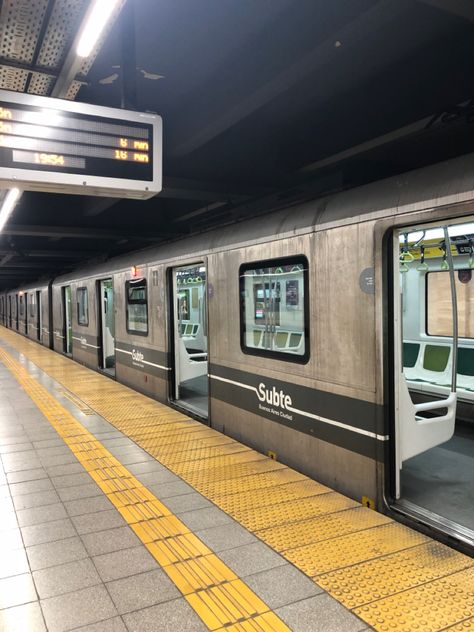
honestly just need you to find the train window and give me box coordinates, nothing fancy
[239,256,309,363]
[427,270,474,338]
[19,294,25,317]
[77,287,89,326]
[29,294,35,317]
[126,278,148,335]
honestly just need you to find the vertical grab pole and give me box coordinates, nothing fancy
[443,227,458,393]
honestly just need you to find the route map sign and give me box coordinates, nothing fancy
[0,89,162,199]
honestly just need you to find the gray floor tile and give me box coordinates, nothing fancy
[123,597,208,632]
[245,564,322,609]
[21,517,76,547]
[39,454,78,468]
[101,438,135,448]
[0,547,30,579]
[3,459,42,473]
[0,573,37,609]
[33,557,101,599]
[147,480,195,499]
[51,472,92,488]
[45,462,86,477]
[114,453,153,466]
[81,526,141,557]
[6,468,48,484]
[17,502,68,527]
[178,506,234,531]
[72,510,127,535]
[57,482,102,502]
[65,495,114,517]
[13,489,61,511]
[27,536,89,571]
[163,492,213,514]
[71,617,127,632]
[106,569,180,614]
[132,470,178,486]
[36,446,71,458]
[41,585,118,632]
[32,439,65,449]
[275,594,369,632]
[9,478,54,497]
[93,546,158,582]
[218,541,287,577]
[126,460,169,475]
[0,601,46,632]
[1,450,39,464]
[0,442,33,454]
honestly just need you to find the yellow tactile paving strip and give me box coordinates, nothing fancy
[0,346,290,632]
[1,327,474,632]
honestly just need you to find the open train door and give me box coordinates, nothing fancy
[171,261,209,419]
[391,220,474,544]
[393,224,458,497]
[98,279,115,376]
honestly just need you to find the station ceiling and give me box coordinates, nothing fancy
[0,0,473,289]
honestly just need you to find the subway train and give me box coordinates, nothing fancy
[1,152,473,552]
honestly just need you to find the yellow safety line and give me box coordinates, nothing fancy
[0,347,291,632]
[1,327,474,632]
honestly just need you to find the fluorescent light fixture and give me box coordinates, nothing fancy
[0,188,21,233]
[76,0,120,58]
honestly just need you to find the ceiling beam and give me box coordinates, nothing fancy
[0,225,161,242]
[171,0,401,156]
[416,0,474,22]
[0,249,98,259]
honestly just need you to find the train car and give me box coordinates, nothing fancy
[23,282,52,346]
[6,290,19,332]
[0,292,5,326]
[8,152,474,551]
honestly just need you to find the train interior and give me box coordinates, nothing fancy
[240,260,307,358]
[394,219,474,544]
[172,264,208,417]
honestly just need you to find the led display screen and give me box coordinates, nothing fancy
[0,90,161,198]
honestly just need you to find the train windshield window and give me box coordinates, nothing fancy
[126,278,148,335]
[240,256,309,362]
[77,287,89,326]
[427,270,474,338]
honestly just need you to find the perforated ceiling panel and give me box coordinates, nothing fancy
[36,0,85,70]
[0,0,122,99]
[0,0,49,62]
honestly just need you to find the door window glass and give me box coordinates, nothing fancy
[77,287,89,326]
[126,278,148,335]
[240,257,309,362]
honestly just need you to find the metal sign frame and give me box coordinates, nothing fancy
[0,89,162,199]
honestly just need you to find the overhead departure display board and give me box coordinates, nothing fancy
[0,90,162,199]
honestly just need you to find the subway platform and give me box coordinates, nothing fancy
[0,327,473,632]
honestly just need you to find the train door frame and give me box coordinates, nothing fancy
[385,216,474,551]
[97,278,116,376]
[8,295,12,328]
[36,290,42,341]
[169,260,210,421]
[62,285,73,356]
[15,293,19,330]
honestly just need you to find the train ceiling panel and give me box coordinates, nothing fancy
[0,0,473,289]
